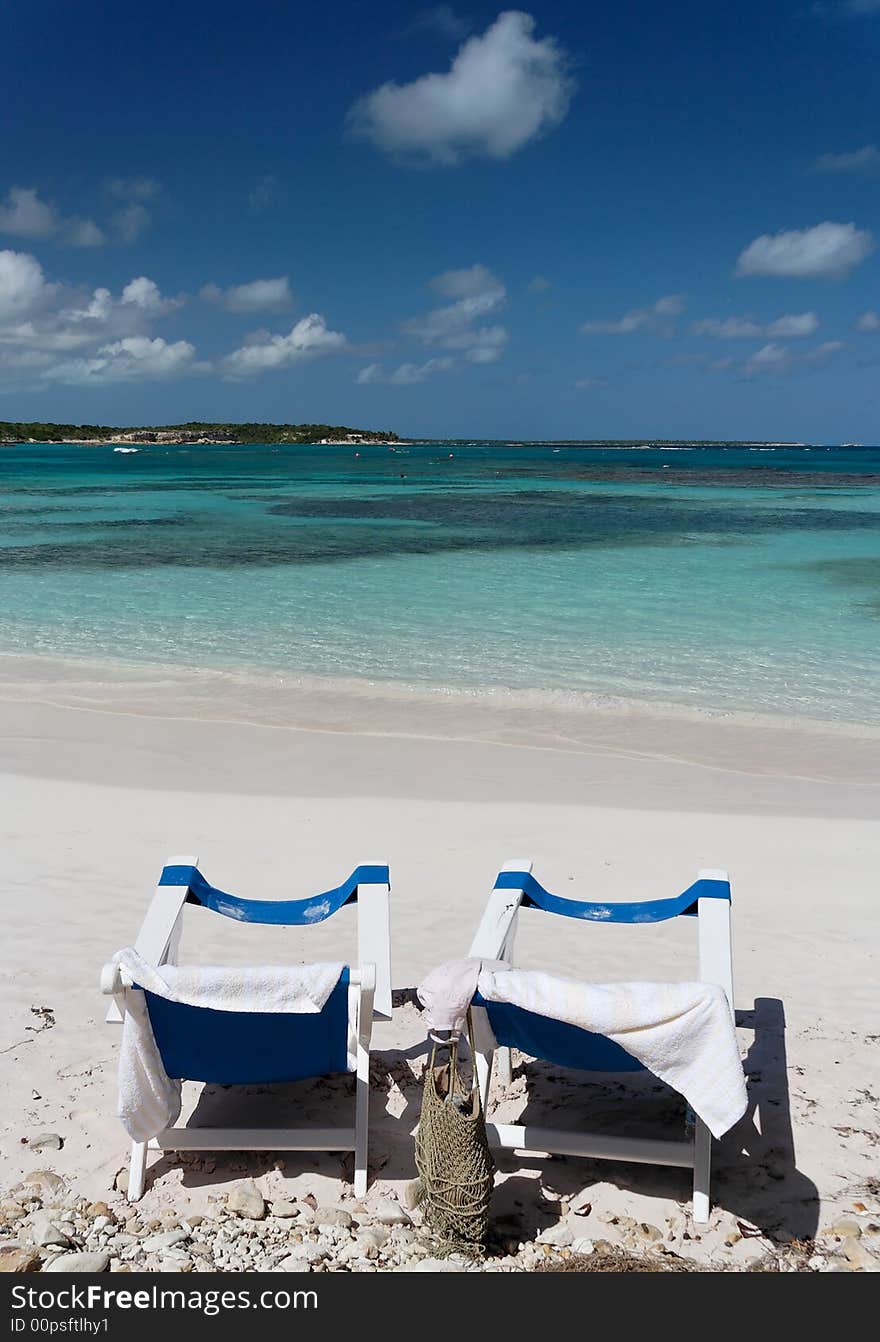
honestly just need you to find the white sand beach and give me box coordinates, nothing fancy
[1,685,878,1271]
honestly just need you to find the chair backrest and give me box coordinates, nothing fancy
[154,860,393,1019]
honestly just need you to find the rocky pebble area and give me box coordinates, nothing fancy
[1,1161,878,1274]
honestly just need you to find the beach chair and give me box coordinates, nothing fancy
[468,859,736,1223]
[101,855,391,1201]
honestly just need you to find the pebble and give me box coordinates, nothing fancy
[45,1252,111,1274]
[28,1133,63,1153]
[841,1238,879,1272]
[315,1207,353,1229]
[226,1181,266,1220]
[20,1171,65,1196]
[28,1212,72,1248]
[375,1199,411,1227]
[141,1229,189,1253]
[269,1200,300,1218]
[0,1247,41,1273]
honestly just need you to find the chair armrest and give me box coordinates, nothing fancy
[468,858,532,960]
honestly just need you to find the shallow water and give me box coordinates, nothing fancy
[1,441,878,724]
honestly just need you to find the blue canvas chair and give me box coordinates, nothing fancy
[468,859,735,1223]
[102,854,391,1201]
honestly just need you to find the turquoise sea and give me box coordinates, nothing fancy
[1,441,879,725]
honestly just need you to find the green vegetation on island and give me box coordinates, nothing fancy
[0,420,400,445]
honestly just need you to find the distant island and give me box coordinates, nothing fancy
[0,420,401,446]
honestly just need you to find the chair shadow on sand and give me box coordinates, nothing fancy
[138,997,819,1247]
[474,996,819,1245]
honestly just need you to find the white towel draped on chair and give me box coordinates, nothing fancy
[112,947,345,1143]
[418,958,747,1139]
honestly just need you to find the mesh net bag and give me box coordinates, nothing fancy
[414,1010,495,1248]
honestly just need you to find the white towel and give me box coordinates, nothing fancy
[418,959,747,1139]
[112,948,346,1143]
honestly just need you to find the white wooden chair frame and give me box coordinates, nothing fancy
[103,853,390,1201]
[468,858,735,1224]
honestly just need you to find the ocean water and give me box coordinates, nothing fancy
[1,441,879,726]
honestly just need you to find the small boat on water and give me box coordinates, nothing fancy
[113,447,139,454]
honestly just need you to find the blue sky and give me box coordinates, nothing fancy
[1,0,878,440]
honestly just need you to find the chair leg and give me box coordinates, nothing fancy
[692,1118,712,1224]
[475,1050,493,1112]
[353,1038,370,1199]
[128,1141,147,1202]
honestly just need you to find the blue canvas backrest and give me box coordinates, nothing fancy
[158,862,390,926]
[492,870,731,925]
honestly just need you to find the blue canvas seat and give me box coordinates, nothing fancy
[103,853,391,1201]
[468,859,736,1223]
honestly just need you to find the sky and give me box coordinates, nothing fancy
[1,0,879,441]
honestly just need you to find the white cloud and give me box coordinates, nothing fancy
[741,339,845,377]
[0,187,57,239]
[0,255,194,387]
[0,186,105,248]
[856,309,880,331]
[46,336,206,385]
[574,376,607,388]
[744,343,791,375]
[581,294,685,336]
[113,203,150,243]
[692,311,819,339]
[0,250,58,320]
[404,264,508,362]
[527,274,551,293]
[811,145,880,174]
[223,313,348,378]
[736,222,874,279]
[349,11,574,164]
[357,357,454,385]
[201,277,292,313]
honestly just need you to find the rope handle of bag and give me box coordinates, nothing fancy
[427,1009,480,1107]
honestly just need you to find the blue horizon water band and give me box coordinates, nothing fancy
[157,863,390,925]
[493,871,730,924]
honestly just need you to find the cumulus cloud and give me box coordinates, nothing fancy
[349,11,574,164]
[0,186,105,248]
[692,311,819,339]
[113,204,150,243]
[736,222,874,279]
[0,252,197,387]
[222,313,348,378]
[0,187,57,239]
[201,277,292,313]
[103,178,161,242]
[856,309,880,331]
[0,249,58,320]
[811,145,880,175]
[119,276,183,314]
[46,336,206,386]
[357,357,454,385]
[741,340,845,377]
[580,294,685,336]
[404,264,509,362]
